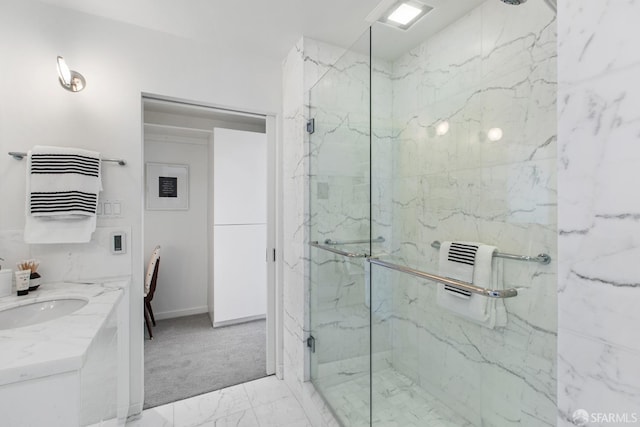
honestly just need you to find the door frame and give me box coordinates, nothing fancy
[141,93,279,379]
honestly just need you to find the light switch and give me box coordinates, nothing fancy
[113,202,121,216]
[104,202,112,215]
[96,202,103,215]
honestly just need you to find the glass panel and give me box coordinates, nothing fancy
[309,29,371,427]
[370,0,557,426]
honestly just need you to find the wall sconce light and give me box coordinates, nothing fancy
[56,56,86,92]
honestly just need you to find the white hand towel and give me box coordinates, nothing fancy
[24,146,101,244]
[437,241,505,329]
[471,244,506,329]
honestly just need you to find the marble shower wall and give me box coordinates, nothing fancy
[282,37,351,427]
[557,1,640,425]
[283,33,396,426]
[377,1,557,425]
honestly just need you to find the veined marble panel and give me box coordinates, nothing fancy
[557,0,640,420]
[382,0,557,426]
[283,36,372,426]
[282,38,311,402]
[557,55,640,376]
[0,227,132,283]
[557,330,640,427]
[558,0,640,85]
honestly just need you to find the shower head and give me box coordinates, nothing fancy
[499,0,556,13]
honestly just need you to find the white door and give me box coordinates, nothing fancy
[212,128,267,326]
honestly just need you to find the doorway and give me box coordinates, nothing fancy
[141,96,276,408]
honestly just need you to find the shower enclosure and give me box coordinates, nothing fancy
[308,1,557,426]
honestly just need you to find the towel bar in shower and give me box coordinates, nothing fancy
[431,241,551,265]
[367,258,518,299]
[323,236,385,245]
[309,241,369,258]
[8,151,127,166]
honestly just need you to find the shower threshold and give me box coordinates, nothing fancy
[316,367,474,426]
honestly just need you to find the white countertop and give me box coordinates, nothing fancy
[0,280,127,387]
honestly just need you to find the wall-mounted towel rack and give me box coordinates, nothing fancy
[310,241,369,258]
[431,240,551,265]
[367,258,518,298]
[8,151,127,166]
[323,236,385,245]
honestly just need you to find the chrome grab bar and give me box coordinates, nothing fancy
[323,236,385,245]
[367,258,518,299]
[309,241,369,258]
[431,241,551,265]
[8,151,127,166]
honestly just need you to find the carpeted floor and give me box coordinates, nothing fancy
[144,313,267,409]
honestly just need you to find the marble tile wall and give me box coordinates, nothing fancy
[381,1,557,425]
[287,2,640,427]
[306,37,401,427]
[0,227,132,284]
[282,37,347,427]
[557,1,640,425]
[282,33,398,426]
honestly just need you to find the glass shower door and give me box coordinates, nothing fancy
[308,30,372,427]
[369,1,557,426]
[308,1,557,425]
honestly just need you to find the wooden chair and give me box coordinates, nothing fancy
[144,246,161,339]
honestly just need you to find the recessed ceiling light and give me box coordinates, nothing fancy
[388,3,422,25]
[379,1,432,30]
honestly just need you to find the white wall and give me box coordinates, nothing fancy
[144,139,209,320]
[0,0,280,415]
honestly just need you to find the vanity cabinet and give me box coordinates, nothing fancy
[0,281,129,427]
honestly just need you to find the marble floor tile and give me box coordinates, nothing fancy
[126,376,311,427]
[207,408,260,427]
[252,395,312,427]
[319,368,473,427]
[173,384,252,427]
[243,375,296,408]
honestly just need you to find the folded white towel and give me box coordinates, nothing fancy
[24,146,101,244]
[472,244,507,329]
[437,241,506,329]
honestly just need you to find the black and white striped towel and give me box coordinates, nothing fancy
[436,240,505,329]
[28,146,102,217]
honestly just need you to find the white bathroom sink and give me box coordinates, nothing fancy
[0,298,88,330]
